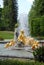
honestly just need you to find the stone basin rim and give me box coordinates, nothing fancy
[0,55,34,59]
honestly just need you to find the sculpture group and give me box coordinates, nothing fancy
[4,30,39,50]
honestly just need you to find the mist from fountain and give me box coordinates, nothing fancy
[18,14,30,36]
[14,13,30,42]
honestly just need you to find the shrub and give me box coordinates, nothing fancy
[0,59,44,65]
[33,46,44,62]
[30,16,44,37]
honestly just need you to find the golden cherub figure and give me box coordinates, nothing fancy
[4,43,10,48]
[32,40,39,50]
[4,40,16,48]
[18,30,26,45]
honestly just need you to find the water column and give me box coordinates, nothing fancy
[18,14,30,36]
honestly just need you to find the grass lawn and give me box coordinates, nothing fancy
[0,31,14,39]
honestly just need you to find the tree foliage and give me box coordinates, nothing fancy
[28,0,44,36]
[0,8,3,30]
[1,0,18,31]
[29,0,44,19]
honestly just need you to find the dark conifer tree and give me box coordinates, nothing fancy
[2,0,18,31]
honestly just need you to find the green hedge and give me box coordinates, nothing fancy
[33,46,44,62]
[0,59,44,65]
[30,15,44,37]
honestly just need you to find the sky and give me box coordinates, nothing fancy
[0,0,3,8]
[0,0,34,15]
[18,0,34,15]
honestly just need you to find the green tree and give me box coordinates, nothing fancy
[28,0,44,22]
[0,8,2,30]
[2,0,18,31]
[28,0,44,36]
[8,0,18,31]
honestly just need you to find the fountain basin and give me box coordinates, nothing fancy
[0,43,34,59]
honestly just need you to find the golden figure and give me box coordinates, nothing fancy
[4,40,16,48]
[18,30,26,45]
[5,30,39,50]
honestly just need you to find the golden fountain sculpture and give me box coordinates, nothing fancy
[4,40,16,48]
[4,30,39,50]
